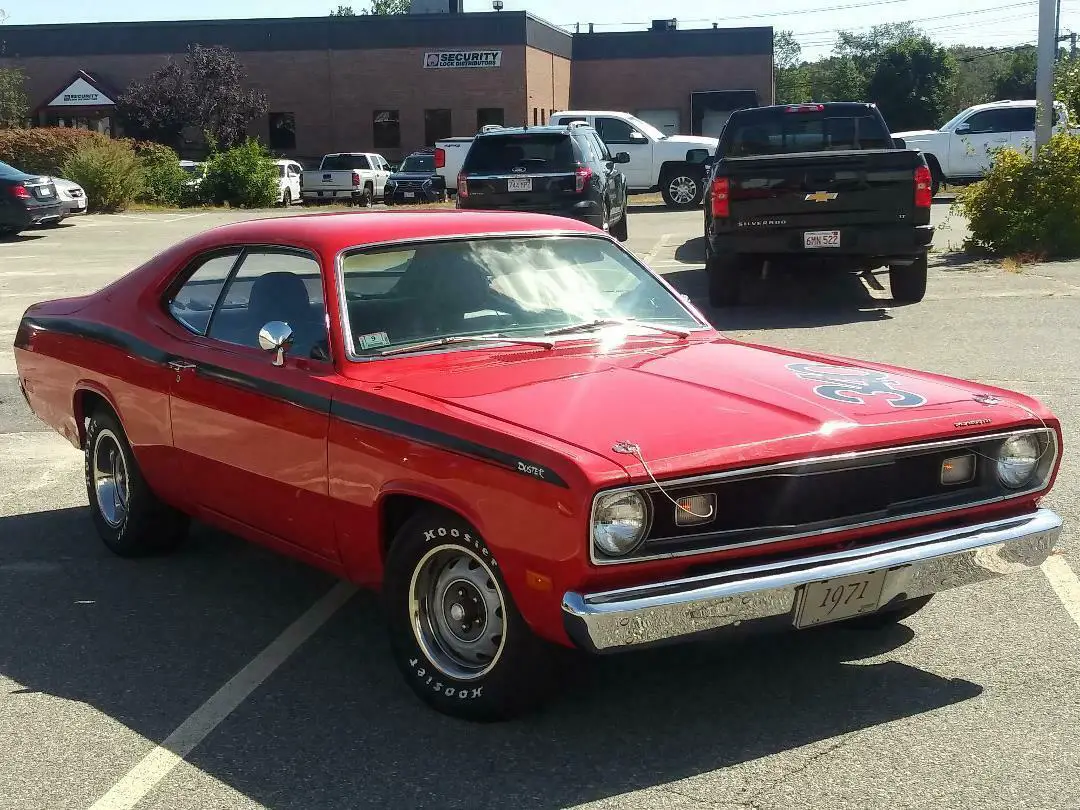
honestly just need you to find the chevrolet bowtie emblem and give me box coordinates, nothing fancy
[805,191,838,202]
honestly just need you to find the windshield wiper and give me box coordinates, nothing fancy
[377,334,555,356]
[543,318,691,339]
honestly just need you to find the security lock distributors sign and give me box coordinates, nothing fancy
[423,50,502,69]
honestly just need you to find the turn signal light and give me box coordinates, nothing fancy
[915,164,933,208]
[710,177,730,218]
[10,184,31,199]
[457,173,469,198]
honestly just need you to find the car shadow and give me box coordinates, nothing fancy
[0,232,47,242]
[664,238,898,330]
[1,506,983,810]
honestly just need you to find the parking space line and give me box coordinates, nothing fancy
[86,581,357,810]
[1043,555,1080,630]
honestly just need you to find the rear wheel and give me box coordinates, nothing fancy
[889,253,928,304]
[660,167,703,209]
[707,250,747,307]
[610,208,628,242]
[84,408,189,557]
[281,189,292,207]
[362,184,374,208]
[383,510,563,721]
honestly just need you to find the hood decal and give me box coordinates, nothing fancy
[787,362,927,408]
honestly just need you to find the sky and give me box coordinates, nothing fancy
[1,0,1078,59]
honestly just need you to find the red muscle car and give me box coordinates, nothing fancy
[13,211,1064,721]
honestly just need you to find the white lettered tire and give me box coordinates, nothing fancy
[383,509,562,721]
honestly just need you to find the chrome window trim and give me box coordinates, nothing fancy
[333,230,712,363]
[589,427,1059,566]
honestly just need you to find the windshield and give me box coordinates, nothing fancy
[339,236,702,357]
[624,114,666,140]
[722,110,892,157]
[321,155,368,171]
[181,164,203,176]
[462,134,576,174]
[399,154,434,173]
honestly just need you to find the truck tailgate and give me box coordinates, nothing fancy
[724,149,921,227]
[303,170,356,190]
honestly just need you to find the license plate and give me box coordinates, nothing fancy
[404,192,415,198]
[794,569,887,629]
[803,230,840,248]
[507,178,533,192]
[36,188,54,198]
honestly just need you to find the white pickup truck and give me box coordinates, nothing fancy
[893,99,1078,195]
[434,112,718,208]
[300,152,391,207]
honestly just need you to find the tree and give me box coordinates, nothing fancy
[1054,55,1080,121]
[774,30,808,103]
[866,38,954,130]
[0,66,29,128]
[330,0,408,13]
[990,47,1037,100]
[118,44,267,151]
[330,4,355,13]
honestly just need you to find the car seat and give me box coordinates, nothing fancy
[246,271,326,359]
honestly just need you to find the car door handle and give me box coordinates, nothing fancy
[167,359,197,372]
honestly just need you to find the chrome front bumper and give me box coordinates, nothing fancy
[562,509,1062,653]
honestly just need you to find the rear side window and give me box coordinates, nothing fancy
[322,155,370,171]
[722,110,892,157]
[168,251,242,335]
[463,134,577,174]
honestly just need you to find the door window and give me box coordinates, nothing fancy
[588,131,612,161]
[960,110,1015,134]
[168,251,243,335]
[203,249,328,360]
[595,117,637,144]
[1000,107,1036,131]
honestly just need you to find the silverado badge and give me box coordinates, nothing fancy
[805,191,838,202]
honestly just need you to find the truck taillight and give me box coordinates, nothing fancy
[435,148,446,169]
[457,173,468,198]
[914,164,933,208]
[710,177,730,218]
[352,171,361,187]
[575,166,592,193]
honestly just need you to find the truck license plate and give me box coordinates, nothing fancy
[794,569,887,629]
[404,192,415,198]
[507,178,533,192]
[804,230,840,248]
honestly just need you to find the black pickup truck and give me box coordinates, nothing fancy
[699,102,934,306]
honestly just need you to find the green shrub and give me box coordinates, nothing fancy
[201,138,278,208]
[957,132,1080,258]
[0,127,111,175]
[135,142,188,206]
[61,140,145,213]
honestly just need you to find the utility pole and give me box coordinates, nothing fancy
[1036,0,1058,155]
[1072,32,1077,59]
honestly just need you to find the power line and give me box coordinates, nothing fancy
[793,9,1039,47]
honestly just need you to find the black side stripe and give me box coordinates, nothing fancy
[25,315,570,488]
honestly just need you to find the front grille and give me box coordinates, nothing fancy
[593,428,1057,565]
[394,181,425,191]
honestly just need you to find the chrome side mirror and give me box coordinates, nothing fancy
[258,321,294,367]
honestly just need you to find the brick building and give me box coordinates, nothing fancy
[0,10,773,163]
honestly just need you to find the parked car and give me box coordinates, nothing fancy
[300,152,391,207]
[13,210,1064,720]
[384,150,447,204]
[48,176,88,219]
[180,160,205,190]
[548,110,719,208]
[433,125,508,195]
[0,160,63,237]
[275,159,303,207]
[455,122,631,240]
[893,99,1079,195]
[701,102,935,307]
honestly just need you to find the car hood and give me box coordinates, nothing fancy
[389,171,438,182]
[892,129,940,140]
[663,135,719,147]
[382,338,1027,478]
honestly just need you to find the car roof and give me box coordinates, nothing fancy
[190,211,599,255]
[550,111,626,117]
[476,125,576,137]
[969,99,1038,110]
[0,160,30,180]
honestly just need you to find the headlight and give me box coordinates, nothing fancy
[997,434,1041,489]
[592,491,649,556]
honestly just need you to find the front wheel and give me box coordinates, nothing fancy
[889,253,928,304]
[383,510,562,721]
[84,408,189,557]
[281,189,292,207]
[610,208,628,242]
[660,168,703,209]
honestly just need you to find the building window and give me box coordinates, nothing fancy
[373,109,400,149]
[532,108,538,126]
[268,112,297,150]
[424,109,452,146]
[477,108,504,129]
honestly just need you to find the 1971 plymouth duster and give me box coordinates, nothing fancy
[13,211,1063,721]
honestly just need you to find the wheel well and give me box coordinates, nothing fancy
[364,181,374,191]
[923,153,943,177]
[658,161,694,181]
[381,494,455,558]
[73,389,114,448]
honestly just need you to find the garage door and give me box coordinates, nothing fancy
[701,110,732,139]
[636,109,681,136]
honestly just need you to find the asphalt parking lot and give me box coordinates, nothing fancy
[2,202,1079,810]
